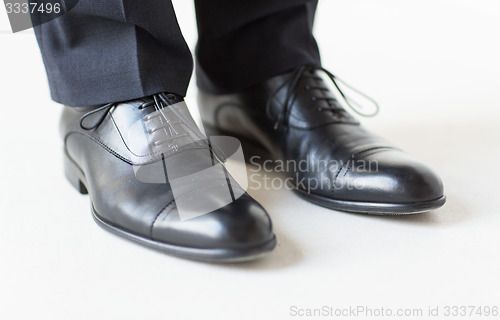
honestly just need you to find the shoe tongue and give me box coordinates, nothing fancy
[104,98,209,168]
[129,101,206,161]
[139,93,184,106]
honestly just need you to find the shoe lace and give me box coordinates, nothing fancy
[79,92,228,162]
[79,93,179,131]
[269,65,380,130]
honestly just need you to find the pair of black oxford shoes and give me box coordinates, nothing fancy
[61,66,445,262]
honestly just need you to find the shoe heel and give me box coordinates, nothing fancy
[63,152,88,195]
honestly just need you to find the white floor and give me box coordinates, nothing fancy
[1,1,499,319]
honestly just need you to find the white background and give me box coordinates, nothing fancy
[1,1,499,319]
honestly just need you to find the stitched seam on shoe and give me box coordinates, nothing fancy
[109,113,210,161]
[331,147,397,193]
[65,131,195,166]
[149,183,237,238]
[150,199,176,238]
[288,120,360,130]
[65,131,133,164]
[110,112,156,158]
[342,148,399,177]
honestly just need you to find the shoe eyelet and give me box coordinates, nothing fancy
[304,85,310,91]
[317,107,323,112]
[311,96,317,102]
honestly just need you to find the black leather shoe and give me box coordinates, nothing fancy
[61,93,276,262]
[198,66,446,214]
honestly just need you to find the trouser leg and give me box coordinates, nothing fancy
[194,0,321,94]
[33,0,193,106]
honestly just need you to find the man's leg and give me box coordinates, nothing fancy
[32,1,277,261]
[34,0,193,106]
[195,1,446,214]
[194,0,321,94]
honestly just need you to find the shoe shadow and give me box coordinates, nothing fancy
[226,230,303,271]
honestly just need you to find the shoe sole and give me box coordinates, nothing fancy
[63,150,276,263]
[294,188,446,215]
[204,124,446,215]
